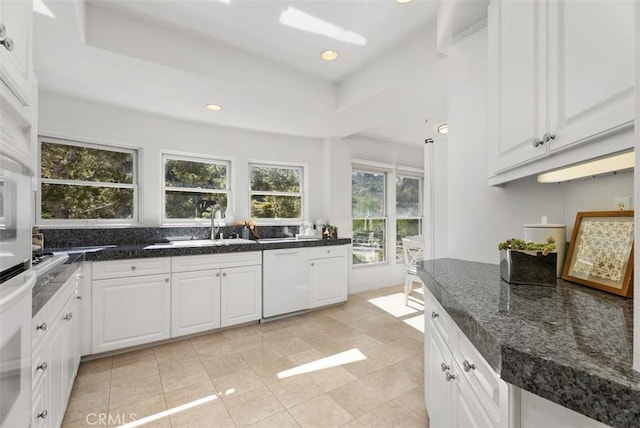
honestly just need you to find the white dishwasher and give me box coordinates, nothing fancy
[262,248,310,318]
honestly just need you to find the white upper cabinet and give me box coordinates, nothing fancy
[0,0,33,107]
[488,0,635,184]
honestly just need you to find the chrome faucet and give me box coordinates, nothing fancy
[210,202,225,240]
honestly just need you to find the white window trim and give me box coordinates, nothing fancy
[37,136,140,227]
[162,152,232,226]
[248,160,307,225]
[352,168,388,266]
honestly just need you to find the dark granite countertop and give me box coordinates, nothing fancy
[33,252,85,317]
[418,258,638,427]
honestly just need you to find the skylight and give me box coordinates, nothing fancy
[279,6,367,46]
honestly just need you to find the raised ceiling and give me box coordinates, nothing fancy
[33,0,452,146]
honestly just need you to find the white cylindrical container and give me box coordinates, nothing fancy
[524,220,567,278]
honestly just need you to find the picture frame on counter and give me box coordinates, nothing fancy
[562,210,634,298]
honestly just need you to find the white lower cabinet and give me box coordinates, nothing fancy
[171,269,221,337]
[309,254,347,308]
[220,265,262,327]
[31,266,83,428]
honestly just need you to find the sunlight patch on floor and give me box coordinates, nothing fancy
[403,314,425,333]
[118,393,219,427]
[277,348,366,379]
[367,292,420,318]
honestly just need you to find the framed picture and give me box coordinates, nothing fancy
[562,211,634,298]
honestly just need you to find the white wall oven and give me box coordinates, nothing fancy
[0,153,34,427]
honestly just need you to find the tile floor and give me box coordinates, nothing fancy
[62,286,426,428]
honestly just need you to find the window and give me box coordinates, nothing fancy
[249,164,303,221]
[396,175,423,260]
[39,138,137,223]
[352,170,386,264]
[163,154,230,222]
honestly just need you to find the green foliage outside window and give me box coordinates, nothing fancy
[352,170,386,264]
[396,176,422,260]
[250,165,302,219]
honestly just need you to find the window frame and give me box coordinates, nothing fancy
[395,173,423,262]
[351,168,388,267]
[37,136,139,226]
[248,161,306,225]
[161,152,232,226]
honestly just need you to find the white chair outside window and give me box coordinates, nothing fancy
[402,235,424,306]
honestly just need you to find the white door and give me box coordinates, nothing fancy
[0,0,32,106]
[92,274,171,353]
[171,270,221,337]
[453,365,495,428]
[547,0,635,152]
[309,256,347,308]
[221,265,261,327]
[488,0,548,175]
[263,249,310,317]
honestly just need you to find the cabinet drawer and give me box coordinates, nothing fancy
[172,252,261,273]
[92,258,170,279]
[424,289,455,346]
[455,330,506,425]
[308,245,347,259]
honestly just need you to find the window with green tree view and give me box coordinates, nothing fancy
[163,155,230,221]
[39,138,137,222]
[396,175,422,260]
[250,164,303,220]
[352,170,386,265]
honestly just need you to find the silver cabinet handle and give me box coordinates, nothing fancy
[431,311,439,319]
[63,313,73,321]
[131,265,137,270]
[445,371,455,382]
[532,137,543,148]
[440,362,450,372]
[311,262,314,267]
[37,410,48,419]
[463,360,476,372]
[0,24,6,41]
[77,272,85,279]
[36,322,47,331]
[222,272,227,277]
[542,132,555,143]
[76,295,83,300]
[164,277,169,283]
[37,362,48,372]
[216,272,220,277]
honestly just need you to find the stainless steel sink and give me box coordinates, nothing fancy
[145,239,256,249]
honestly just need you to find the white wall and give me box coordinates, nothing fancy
[443,27,634,264]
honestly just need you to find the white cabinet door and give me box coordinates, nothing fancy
[171,270,221,337]
[220,265,261,327]
[520,389,609,428]
[488,0,548,176]
[61,295,79,401]
[309,256,347,309]
[453,365,496,428]
[92,274,171,353]
[425,328,454,428]
[547,0,635,152]
[46,312,65,428]
[263,248,310,317]
[0,0,33,106]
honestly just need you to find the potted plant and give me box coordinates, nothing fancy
[499,237,557,286]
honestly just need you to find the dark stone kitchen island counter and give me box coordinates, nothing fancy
[418,258,638,428]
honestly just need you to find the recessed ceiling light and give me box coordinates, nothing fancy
[205,104,223,111]
[437,123,448,134]
[320,50,339,61]
[396,0,413,3]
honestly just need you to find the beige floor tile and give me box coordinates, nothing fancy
[392,386,428,423]
[261,326,297,343]
[388,356,424,385]
[111,359,159,386]
[154,339,194,355]
[289,394,353,428]
[269,337,313,356]
[248,410,301,428]
[160,362,210,392]
[189,330,228,348]
[222,324,262,342]
[360,365,419,401]
[111,348,156,369]
[331,333,384,353]
[77,357,112,374]
[156,352,202,373]
[211,366,265,397]
[340,419,367,428]
[387,336,424,354]
[200,352,249,378]
[63,389,110,424]
[307,366,358,392]
[107,395,167,428]
[225,385,285,426]
[170,400,235,428]
[328,379,389,418]
[109,375,164,409]
[286,349,324,366]
[164,379,218,409]
[268,374,324,408]
[251,357,295,385]
[238,342,282,366]
[356,400,424,428]
[71,367,111,397]
[193,339,238,357]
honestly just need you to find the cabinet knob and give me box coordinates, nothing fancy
[63,312,73,321]
[131,265,137,270]
[0,24,6,41]
[463,360,476,372]
[164,277,169,283]
[445,371,455,382]
[311,263,314,267]
[531,137,543,148]
[542,132,555,143]
[440,362,450,372]
[431,311,439,319]
[78,272,85,279]
[37,362,48,372]
[76,295,83,300]
[36,322,47,331]
[37,410,48,419]
[222,272,227,277]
